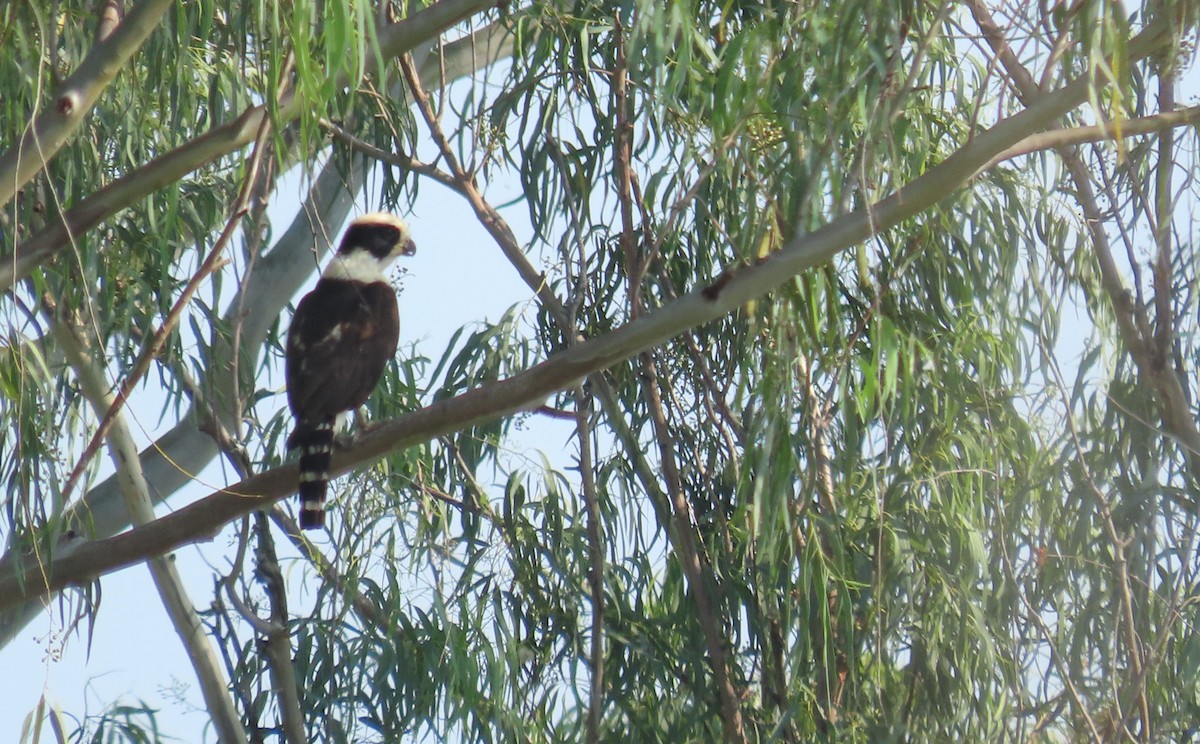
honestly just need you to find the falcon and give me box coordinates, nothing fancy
[285,212,415,529]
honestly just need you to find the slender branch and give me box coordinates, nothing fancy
[251,512,307,744]
[1152,75,1177,371]
[320,118,463,193]
[1018,585,1103,742]
[612,17,638,319]
[0,0,174,208]
[988,106,1200,167]
[796,343,847,733]
[640,347,746,742]
[210,589,268,743]
[797,352,836,515]
[50,312,248,744]
[398,52,569,322]
[575,384,606,743]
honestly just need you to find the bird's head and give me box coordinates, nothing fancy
[322,212,416,282]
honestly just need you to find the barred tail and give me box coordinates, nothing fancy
[290,419,334,529]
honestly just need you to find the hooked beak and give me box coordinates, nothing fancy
[400,237,416,256]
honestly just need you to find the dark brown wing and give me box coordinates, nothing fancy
[285,279,399,426]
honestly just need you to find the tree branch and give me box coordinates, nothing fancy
[50,310,248,744]
[0,0,174,208]
[1152,73,1178,387]
[251,512,306,744]
[988,106,1200,167]
[575,384,605,743]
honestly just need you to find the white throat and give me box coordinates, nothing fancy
[321,250,395,283]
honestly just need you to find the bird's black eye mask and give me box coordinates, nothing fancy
[342,223,404,259]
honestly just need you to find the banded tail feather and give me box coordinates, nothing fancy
[290,419,334,529]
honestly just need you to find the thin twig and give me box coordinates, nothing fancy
[575,383,606,742]
[198,374,307,744]
[320,117,463,193]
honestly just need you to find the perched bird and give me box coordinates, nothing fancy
[285,213,415,529]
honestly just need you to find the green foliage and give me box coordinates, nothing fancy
[3,0,1200,742]
[65,701,168,744]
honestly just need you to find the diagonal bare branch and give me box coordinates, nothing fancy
[0,0,174,208]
